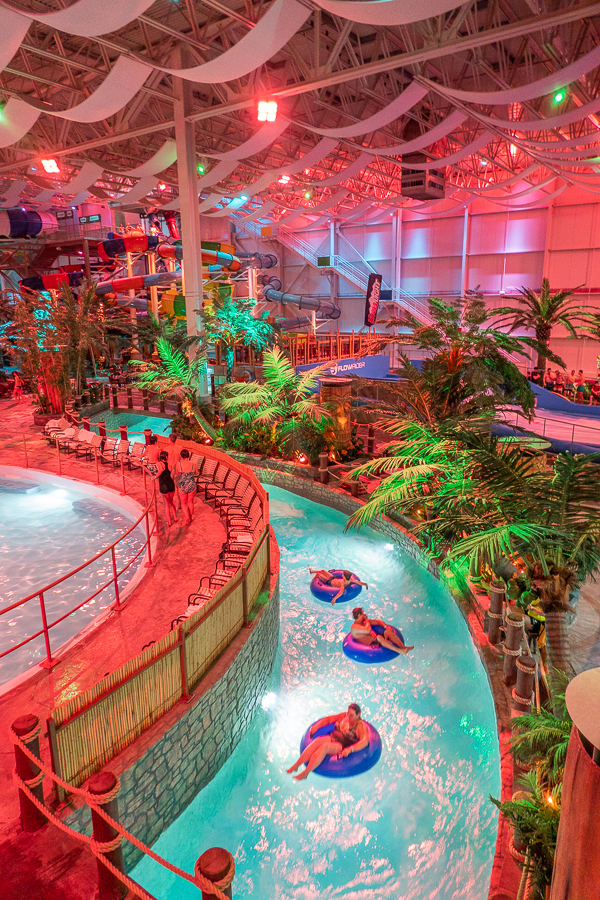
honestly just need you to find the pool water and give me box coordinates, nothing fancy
[90,410,173,439]
[0,475,146,686]
[131,485,500,900]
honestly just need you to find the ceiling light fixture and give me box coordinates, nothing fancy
[257,100,277,122]
[41,158,60,174]
[278,174,290,184]
[553,89,566,103]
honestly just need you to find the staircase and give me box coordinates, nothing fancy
[236,219,433,325]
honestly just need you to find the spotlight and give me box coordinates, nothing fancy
[553,89,566,103]
[480,158,488,167]
[197,163,206,174]
[158,182,167,190]
[510,144,517,157]
[278,174,290,184]
[257,100,277,122]
[41,158,60,174]
[240,194,249,201]
[304,189,312,200]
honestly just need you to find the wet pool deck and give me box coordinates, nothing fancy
[0,398,226,898]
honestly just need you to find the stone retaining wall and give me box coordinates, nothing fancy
[67,584,280,869]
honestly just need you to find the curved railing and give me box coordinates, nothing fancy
[47,438,271,789]
[0,475,157,670]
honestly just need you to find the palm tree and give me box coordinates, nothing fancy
[364,292,537,422]
[204,292,275,382]
[348,428,600,682]
[219,346,332,459]
[129,337,216,438]
[510,674,572,799]
[491,770,560,899]
[135,311,198,354]
[493,277,588,369]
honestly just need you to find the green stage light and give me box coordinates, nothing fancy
[304,190,312,200]
[197,163,206,174]
[554,89,566,103]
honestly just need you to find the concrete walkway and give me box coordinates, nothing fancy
[0,398,226,897]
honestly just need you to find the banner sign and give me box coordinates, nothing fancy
[364,273,382,326]
[296,353,390,380]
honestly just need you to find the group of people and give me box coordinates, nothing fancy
[144,433,197,526]
[287,590,413,781]
[533,367,600,404]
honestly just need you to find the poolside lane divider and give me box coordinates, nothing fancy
[39,591,58,669]
[111,547,122,611]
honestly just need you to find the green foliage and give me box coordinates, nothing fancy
[204,293,275,381]
[219,346,333,460]
[218,424,279,458]
[347,422,600,674]
[135,311,199,354]
[130,337,207,401]
[491,771,560,898]
[169,413,208,444]
[493,277,590,368]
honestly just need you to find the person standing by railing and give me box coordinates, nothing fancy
[174,449,197,526]
[167,432,181,511]
[148,450,177,527]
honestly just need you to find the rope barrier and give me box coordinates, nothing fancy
[502,644,522,657]
[487,610,504,620]
[512,688,534,707]
[9,726,232,900]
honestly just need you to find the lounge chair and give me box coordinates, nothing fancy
[76,431,102,460]
[205,469,240,505]
[100,437,117,465]
[55,427,78,451]
[114,439,130,466]
[127,442,147,470]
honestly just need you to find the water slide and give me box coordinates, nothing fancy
[98,234,241,271]
[261,284,341,330]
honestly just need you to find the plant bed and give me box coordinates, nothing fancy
[32,413,55,426]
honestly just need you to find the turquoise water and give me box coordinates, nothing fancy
[131,485,500,899]
[90,410,173,439]
[0,475,145,686]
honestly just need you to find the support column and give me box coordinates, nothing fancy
[173,47,204,345]
[460,206,470,297]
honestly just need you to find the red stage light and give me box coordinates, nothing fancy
[258,100,277,122]
[158,182,167,190]
[41,158,60,174]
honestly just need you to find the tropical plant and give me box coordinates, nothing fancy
[491,770,560,899]
[510,673,572,798]
[129,337,216,438]
[366,292,537,423]
[493,277,589,369]
[204,291,275,381]
[135,310,198,354]
[0,282,122,411]
[218,346,332,459]
[347,426,600,683]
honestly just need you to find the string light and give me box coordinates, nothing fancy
[257,100,277,122]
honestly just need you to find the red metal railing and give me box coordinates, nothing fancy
[0,483,158,670]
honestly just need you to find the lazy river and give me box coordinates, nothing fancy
[132,484,500,899]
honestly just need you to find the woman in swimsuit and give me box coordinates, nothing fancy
[149,450,176,526]
[174,448,197,525]
[308,568,369,604]
[287,703,369,781]
[143,434,161,478]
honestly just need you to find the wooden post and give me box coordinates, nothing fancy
[142,389,149,411]
[82,416,90,431]
[87,772,126,900]
[195,847,235,900]
[367,424,375,455]
[126,387,133,410]
[11,714,46,832]
[111,385,118,410]
[242,566,248,627]
[119,425,128,441]
[318,451,329,484]
[513,655,536,713]
[98,420,106,438]
[143,428,152,445]
[503,613,524,686]
[486,581,505,645]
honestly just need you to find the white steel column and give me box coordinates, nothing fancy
[172,46,204,343]
[460,207,470,297]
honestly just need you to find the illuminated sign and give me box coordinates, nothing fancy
[79,214,101,224]
[364,273,382,327]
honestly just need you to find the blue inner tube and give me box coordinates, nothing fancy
[343,623,404,664]
[299,720,381,778]
[310,570,362,604]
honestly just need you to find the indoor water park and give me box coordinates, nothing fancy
[2,3,600,900]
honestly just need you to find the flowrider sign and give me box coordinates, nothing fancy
[296,354,390,380]
[364,273,382,327]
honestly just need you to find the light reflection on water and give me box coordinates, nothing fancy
[132,485,500,899]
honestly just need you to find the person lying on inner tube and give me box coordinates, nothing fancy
[287,703,368,781]
[308,568,369,605]
[351,607,414,654]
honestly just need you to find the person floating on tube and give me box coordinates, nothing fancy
[308,568,368,604]
[351,607,413,654]
[287,704,368,781]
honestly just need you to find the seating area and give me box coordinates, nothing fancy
[41,418,266,633]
